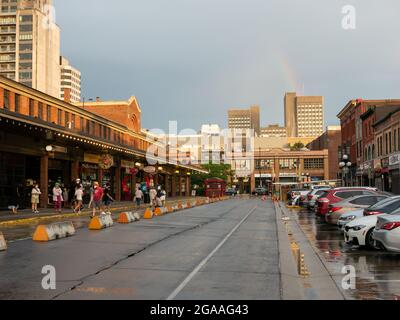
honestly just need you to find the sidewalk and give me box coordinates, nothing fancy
[0,197,203,226]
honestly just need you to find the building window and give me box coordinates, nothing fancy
[65,112,70,128]
[29,99,34,117]
[304,158,324,170]
[57,109,62,125]
[255,160,274,170]
[3,89,9,109]
[71,114,75,129]
[46,105,51,121]
[38,102,43,119]
[279,159,298,170]
[14,93,19,113]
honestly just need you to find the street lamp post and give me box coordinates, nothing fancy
[339,154,352,187]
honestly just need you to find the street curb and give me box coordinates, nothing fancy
[278,203,346,300]
[274,201,306,300]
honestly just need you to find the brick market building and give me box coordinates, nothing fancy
[307,126,341,181]
[0,76,206,210]
[337,99,400,186]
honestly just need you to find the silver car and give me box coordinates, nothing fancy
[373,212,400,253]
[326,194,390,225]
[337,196,400,231]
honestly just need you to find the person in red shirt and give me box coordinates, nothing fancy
[92,181,104,218]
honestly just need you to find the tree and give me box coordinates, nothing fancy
[289,142,305,151]
[191,164,235,195]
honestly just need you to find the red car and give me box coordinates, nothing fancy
[315,187,379,216]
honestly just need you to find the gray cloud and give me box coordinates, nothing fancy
[54,0,400,132]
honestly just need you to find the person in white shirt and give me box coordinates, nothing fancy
[135,187,144,208]
[31,184,41,214]
[74,185,84,214]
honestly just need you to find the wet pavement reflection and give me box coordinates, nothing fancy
[295,208,400,300]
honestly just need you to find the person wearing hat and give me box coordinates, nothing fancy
[52,182,63,213]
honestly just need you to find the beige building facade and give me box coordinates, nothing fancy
[0,0,61,98]
[228,105,260,135]
[284,92,324,138]
[60,56,81,102]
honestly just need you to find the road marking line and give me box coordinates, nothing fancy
[166,206,257,300]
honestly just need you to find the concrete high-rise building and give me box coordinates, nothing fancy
[284,92,324,137]
[228,105,260,135]
[261,124,287,137]
[0,0,60,98]
[284,92,297,137]
[60,56,81,102]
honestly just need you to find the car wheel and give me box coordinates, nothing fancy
[366,228,377,250]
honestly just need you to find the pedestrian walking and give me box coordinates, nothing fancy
[91,181,104,218]
[156,187,163,208]
[160,187,167,207]
[149,187,157,209]
[31,184,41,214]
[74,185,84,213]
[63,187,69,208]
[52,183,63,213]
[135,187,144,208]
[103,183,114,213]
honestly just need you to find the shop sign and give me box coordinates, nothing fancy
[121,160,136,168]
[389,153,400,166]
[99,154,114,170]
[84,153,100,164]
[143,166,156,174]
[279,173,297,178]
[255,174,272,178]
[81,163,99,170]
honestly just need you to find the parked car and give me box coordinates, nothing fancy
[315,187,379,216]
[306,187,334,210]
[344,198,400,249]
[373,213,400,253]
[326,194,390,225]
[288,189,310,205]
[225,188,238,196]
[254,187,268,196]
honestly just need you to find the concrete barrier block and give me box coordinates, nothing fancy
[133,212,141,221]
[33,222,76,242]
[143,208,153,219]
[154,207,164,216]
[0,232,7,251]
[118,212,136,224]
[89,214,114,230]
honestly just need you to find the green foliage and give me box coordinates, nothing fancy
[191,164,234,190]
[289,142,305,151]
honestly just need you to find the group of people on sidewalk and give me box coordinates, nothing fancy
[134,186,166,209]
[9,179,169,218]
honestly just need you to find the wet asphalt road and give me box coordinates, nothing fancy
[0,199,280,300]
[295,208,400,300]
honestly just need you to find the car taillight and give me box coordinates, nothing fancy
[330,207,343,213]
[382,222,400,231]
[364,210,382,216]
[307,195,313,200]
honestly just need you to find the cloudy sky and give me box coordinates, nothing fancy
[54,0,400,132]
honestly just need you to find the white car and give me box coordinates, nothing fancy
[344,215,381,249]
[337,209,364,231]
[373,214,400,253]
